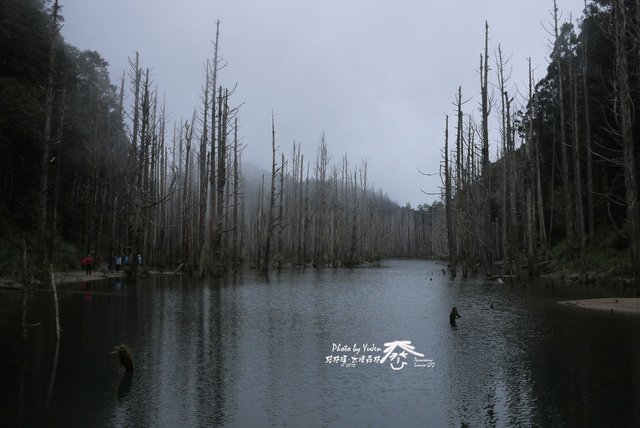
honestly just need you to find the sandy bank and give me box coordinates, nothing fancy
[0,269,124,290]
[560,298,640,314]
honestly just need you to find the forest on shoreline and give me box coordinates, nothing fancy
[437,0,640,286]
[1,0,640,285]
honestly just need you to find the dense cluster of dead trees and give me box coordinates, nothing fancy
[437,0,640,285]
[168,116,437,274]
[123,92,438,275]
[120,23,437,275]
[23,9,441,278]
[242,135,438,271]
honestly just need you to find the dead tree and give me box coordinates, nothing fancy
[37,0,62,267]
[480,21,493,275]
[200,20,222,276]
[553,0,575,260]
[48,82,67,263]
[526,59,538,276]
[125,55,142,280]
[198,61,210,262]
[261,113,279,274]
[571,62,587,272]
[211,88,228,276]
[314,135,329,266]
[495,44,518,276]
[232,116,242,268]
[497,45,510,270]
[443,115,456,278]
[125,60,176,280]
[302,160,311,265]
[181,115,195,264]
[507,94,518,277]
[614,0,640,285]
[582,0,595,238]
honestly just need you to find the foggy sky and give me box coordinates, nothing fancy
[61,0,586,207]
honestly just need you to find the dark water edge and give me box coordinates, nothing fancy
[1,260,640,427]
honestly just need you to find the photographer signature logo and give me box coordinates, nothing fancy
[325,340,435,371]
[380,340,425,370]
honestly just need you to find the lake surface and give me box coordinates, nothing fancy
[2,259,640,426]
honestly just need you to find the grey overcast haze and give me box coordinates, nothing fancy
[61,0,586,207]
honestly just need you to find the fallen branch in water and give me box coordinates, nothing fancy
[33,289,126,297]
[173,263,184,275]
[483,275,516,284]
[24,322,42,328]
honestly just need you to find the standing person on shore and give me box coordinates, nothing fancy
[86,254,94,275]
[115,254,122,271]
[80,255,87,272]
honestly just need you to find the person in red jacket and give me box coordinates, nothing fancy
[80,255,87,272]
[85,254,94,275]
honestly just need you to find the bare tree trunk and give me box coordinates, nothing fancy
[85,94,101,256]
[126,54,141,281]
[360,160,370,261]
[232,117,241,268]
[481,21,493,275]
[348,170,359,266]
[302,161,310,266]
[314,135,329,266]
[130,53,141,175]
[553,0,575,261]
[572,75,587,273]
[536,134,548,256]
[497,46,509,271]
[199,62,210,262]
[526,59,538,276]
[181,117,194,264]
[614,0,640,286]
[49,82,66,263]
[212,89,228,276]
[455,86,466,277]
[276,153,286,265]
[37,0,61,268]
[262,114,278,274]
[507,100,518,277]
[201,20,221,276]
[443,115,456,278]
[582,1,595,238]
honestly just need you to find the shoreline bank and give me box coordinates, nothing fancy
[0,268,124,291]
[559,298,640,314]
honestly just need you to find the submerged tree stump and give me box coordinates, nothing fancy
[113,345,134,372]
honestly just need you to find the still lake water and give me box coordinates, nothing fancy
[2,259,640,427]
